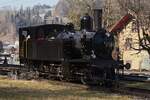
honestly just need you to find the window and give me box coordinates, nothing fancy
[132,21,138,33]
[125,38,132,50]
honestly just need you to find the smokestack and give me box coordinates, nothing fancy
[93,9,103,31]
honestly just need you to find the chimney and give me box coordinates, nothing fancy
[93,9,103,31]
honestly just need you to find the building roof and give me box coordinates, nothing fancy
[109,14,134,33]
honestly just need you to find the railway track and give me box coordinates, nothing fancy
[0,64,22,69]
[120,74,150,82]
[0,64,22,75]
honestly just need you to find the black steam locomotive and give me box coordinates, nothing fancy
[19,9,129,86]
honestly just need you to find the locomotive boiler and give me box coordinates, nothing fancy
[19,9,130,86]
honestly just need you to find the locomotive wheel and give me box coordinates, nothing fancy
[61,60,71,82]
[103,80,114,88]
[80,74,89,85]
[58,66,65,81]
[80,69,93,85]
[102,70,114,88]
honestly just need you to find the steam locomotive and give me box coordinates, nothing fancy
[19,9,130,86]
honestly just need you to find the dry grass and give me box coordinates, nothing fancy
[0,76,142,100]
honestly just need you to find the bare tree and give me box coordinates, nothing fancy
[66,0,123,29]
[117,0,150,55]
[66,0,96,29]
